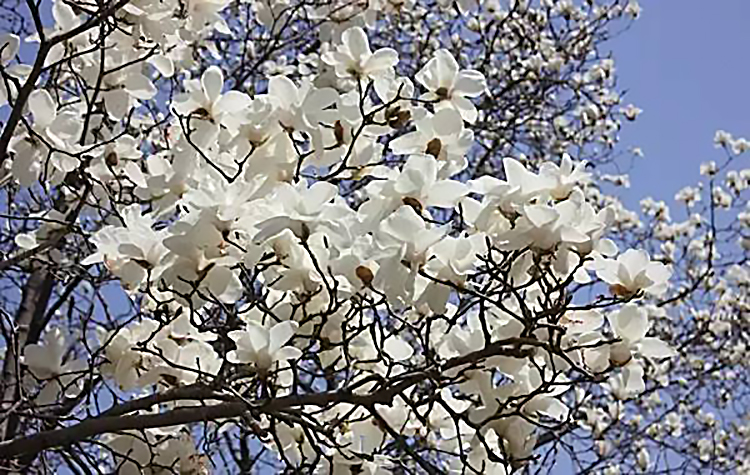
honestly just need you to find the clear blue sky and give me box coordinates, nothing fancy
[610,0,750,209]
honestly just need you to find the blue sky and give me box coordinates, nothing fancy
[610,0,750,208]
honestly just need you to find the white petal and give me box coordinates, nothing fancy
[148,55,174,77]
[14,232,37,249]
[245,324,270,353]
[524,204,558,228]
[104,89,131,120]
[123,73,156,100]
[343,26,371,62]
[453,70,486,97]
[450,96,478,123]
[53,0,79,31]
[433,49,459,87]
[364,48,398,73]
[432,107,464,136]
[214,90,252,115]
[268,76,298,108]
[623,363,646,394]
[0,34,19,64]
[275,346,302,361]
[638,337,676,359]
[608,304,649,344]
[383,336,413,361]
[268,321,299,355]
[426,180,468,208]
[620,249,649,276]
[303,87,338,113]
[301,181,337,213]
[28,89,56,126]
[201,66,224,104]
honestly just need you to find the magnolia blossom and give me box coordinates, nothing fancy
[2,0,735,471]
[322,26,398,84]
[10,90,81,186]
[22,328,86,405]
[228,321,302,372]
[416,49,487,123]
[173,66,251,147]
[596,249,672,297]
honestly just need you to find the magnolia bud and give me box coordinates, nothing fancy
[355,265,374,286]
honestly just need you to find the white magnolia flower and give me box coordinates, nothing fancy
[607,304,676,367]
[322,26,398,83]
[595,249,672,297]
[228,320,302,371]
[173,66,251,147]
[416,49,486,123]
[22,328,86,405]
[389,108,473,177]
[98,319,161,390]
[10,90,82,186]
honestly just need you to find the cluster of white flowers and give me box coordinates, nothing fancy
[12,10,679,468]
[5,0,749,473]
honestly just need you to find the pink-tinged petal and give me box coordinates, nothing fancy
[201,66,224,104]
[453,70,486,97]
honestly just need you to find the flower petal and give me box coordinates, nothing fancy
[269,320,299,355]
[201,66,224,104]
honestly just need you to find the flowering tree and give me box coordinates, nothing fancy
[0,0,747,473]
